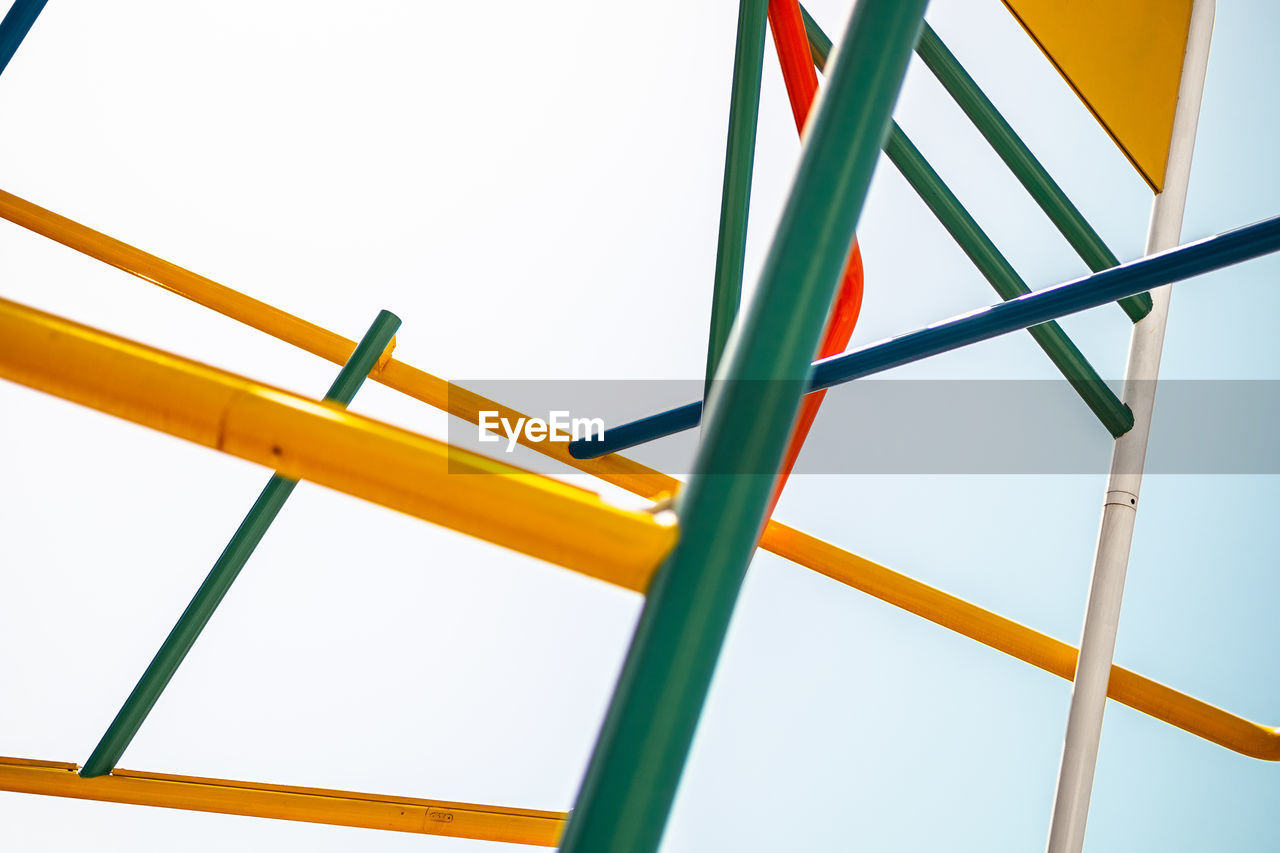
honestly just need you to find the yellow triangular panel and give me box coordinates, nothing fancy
[1001,0,1193,192]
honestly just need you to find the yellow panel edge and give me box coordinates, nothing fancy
[1000,0,1195,192]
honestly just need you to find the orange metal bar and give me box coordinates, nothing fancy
[767,244,862,515]
[0,757,565,846]
[2,190,1276,760]
[764,0,864,517]
[767,0,819,134]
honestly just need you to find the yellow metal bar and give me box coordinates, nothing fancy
[0,188,673,499]
[0,297,675,590]
[3,189,1276,760]
[999,0,1193,192]
[0,189,375,368]
[0,757,564,846]
[759,521,1280,761]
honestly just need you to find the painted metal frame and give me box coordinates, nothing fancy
[0,296,677,586]
[0,1,1270,851]
[882,122,1132,435]
[560,3,929,850]
[18,181,1270,743]
[811,11,1133,435]
[3,189,1278,765]
[909,19,1153,321]
[763,0,866,515]
[800,7,1154,321]
[567,215,1280,459]
[578,10,1171,455]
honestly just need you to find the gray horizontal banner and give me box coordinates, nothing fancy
[445,380,1280,475]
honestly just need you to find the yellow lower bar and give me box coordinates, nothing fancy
[3,189,1276,761]
[0,297,675,590]
[760,521,1280,761]
[0,757,564,846]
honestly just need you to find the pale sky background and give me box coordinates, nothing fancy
[1,0,1279,850]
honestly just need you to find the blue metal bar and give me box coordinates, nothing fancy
[882,123,1133,436]
[799,7,1130,434]
[0,0,49,77]
[570,214,1280,458]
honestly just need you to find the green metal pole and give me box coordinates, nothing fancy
[559,3,927,852]
[801,6,1151,322]
[911,23,1152,322]
[705,0,768,391]
[80,310,401,779]
[882,125,1133,437]
[798,9,1130,437]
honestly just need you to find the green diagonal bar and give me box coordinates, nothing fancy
[559,3,928,852]
[705,0,769,391]
[882,124,1133,436]
[912,22,1152,322]
[79,309,401,779]
[801,5,1151,322]
[800,9,1131,437]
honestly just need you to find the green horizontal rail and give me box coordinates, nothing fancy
[911,21,1152,322]
[800,8,1131,437]
[79,310,401,779]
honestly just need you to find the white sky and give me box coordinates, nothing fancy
[2,1,1280,850]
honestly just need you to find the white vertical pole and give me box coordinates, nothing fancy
[1045,2,1215,852]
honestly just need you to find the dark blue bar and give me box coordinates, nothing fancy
[0,0,50,77]
[570,214,1280,459]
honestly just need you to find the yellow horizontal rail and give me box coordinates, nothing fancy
[0,296,675,590]
[760,522,1280,761]
[0,757,565,846]
[3,189,1276,761]
[0,188,673,500]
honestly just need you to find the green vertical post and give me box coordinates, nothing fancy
[79,310,401,779]
[559,3,928,852]
[705,0,768,391]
